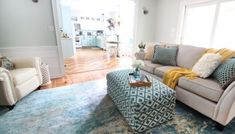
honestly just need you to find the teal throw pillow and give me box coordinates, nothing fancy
[0,56,15,70]
[152,46,178,66]
[212,58,235,89]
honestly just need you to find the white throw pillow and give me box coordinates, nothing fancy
[192,53,222,78]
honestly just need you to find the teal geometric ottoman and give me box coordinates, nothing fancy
[106,69,176,133]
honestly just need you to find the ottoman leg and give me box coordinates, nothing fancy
[216,123,225,131]
[7,105,15,110]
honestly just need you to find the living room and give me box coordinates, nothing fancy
[0,0,235,133]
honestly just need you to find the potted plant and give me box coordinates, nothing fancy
[138,42,146,52]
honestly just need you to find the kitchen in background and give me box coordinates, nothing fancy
[59,0,135,59]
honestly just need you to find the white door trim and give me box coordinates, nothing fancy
[133,0,139,54]
[51,0,65,76]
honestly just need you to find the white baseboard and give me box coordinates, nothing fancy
[0,46,65,78]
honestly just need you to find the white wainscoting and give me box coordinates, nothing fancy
[0,46,65,78]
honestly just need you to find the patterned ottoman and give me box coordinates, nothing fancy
[107,69,176,133]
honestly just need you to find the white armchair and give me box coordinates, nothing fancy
[0,57,42,109]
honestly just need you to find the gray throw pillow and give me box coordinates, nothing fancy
[152,46,178,66]
[0,56,15,70]
[212,58,235,89]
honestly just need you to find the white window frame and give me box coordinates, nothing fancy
[176,0,235,48]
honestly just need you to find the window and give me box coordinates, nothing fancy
[182,4,216,47]
[181,0,235,50]
[213,1,235,49]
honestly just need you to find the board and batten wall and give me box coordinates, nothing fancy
[0,0,64,78]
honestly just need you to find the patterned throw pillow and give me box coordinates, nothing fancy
[0,57,15,70]
[192,53,222,78]
[212,58,235,89]
[152,46,178,66]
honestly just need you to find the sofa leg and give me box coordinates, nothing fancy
[37,86,42,90]
[216,123,225,131]
[7,105,15,110]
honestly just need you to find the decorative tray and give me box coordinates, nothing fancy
[128,73,151,87]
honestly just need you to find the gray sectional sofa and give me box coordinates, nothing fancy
[135,45,235,129]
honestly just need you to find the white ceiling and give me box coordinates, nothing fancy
[60,0,122,15]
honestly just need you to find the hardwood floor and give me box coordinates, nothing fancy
[40,48,132,89]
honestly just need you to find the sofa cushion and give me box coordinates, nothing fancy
[152,46,178,66]
[140,60,162,74]
[178,77,224,102]
[154,66,181,78]
[177,45,206,69]
[10,68,37,85]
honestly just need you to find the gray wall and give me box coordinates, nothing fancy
[0,0,181,49]
[155,0,181,43]
[135,0,181,45]
[135,0,157,44]
[0,0,57,47]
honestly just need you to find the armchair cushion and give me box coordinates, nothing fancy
[12,57,41,69]
[12,57,42,85]
[10,68,37,85]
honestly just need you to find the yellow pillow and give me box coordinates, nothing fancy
[144,42,156,60]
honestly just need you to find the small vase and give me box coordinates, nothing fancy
[139,48,145,52]
[133,67,141,79]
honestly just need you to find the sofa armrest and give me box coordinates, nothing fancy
[0,67,17,106]
[11,57,43,84]
[135,52,146,60]
[214,81,235,125]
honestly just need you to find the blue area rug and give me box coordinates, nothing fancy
[0,79,234,134]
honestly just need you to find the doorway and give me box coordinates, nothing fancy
[57,0,136,74]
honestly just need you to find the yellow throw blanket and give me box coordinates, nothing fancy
[163,48,235,89]
[163,68,198,89]
[205,48,235,61]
